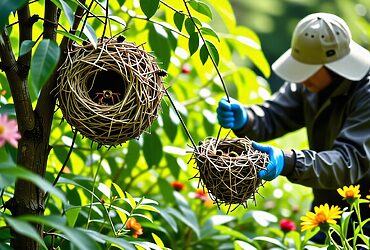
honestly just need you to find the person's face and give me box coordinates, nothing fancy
[302,67,333,93]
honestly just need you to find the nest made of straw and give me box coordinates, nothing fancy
[191,137,269,208]
[56,37,165,146]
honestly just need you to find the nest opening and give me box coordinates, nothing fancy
[87,69,127,105]
[191,137,269,210]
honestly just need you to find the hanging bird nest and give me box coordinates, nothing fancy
[191,137,269,209]
[56,37,165,146]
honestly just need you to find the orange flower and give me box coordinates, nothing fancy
[194,189,213,208]
[300,204,342,232]
[337,185,361,200]
[171,181,185,191]
[126,218,143,238]
[194,189,208,201]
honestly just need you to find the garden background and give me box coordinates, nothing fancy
[0,0,369,249]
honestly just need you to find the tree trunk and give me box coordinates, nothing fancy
[1,0,85,248]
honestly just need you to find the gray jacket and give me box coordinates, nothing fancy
[235,71,370,214]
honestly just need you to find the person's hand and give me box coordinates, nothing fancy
[252,141,284,181]
[216,97,248,130]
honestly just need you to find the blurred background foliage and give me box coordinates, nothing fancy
[0,0,369,249]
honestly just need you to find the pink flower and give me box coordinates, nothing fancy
[279,219,296,232]
[0,115,21,148]
[181,65,191,74]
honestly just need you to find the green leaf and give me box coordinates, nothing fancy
[166,29,178,51]
[214,225,250,241]
[340,210,353,238]
[206,40,219,65]
[59,0,75,27]
[157,208,178,233]
[116,208,127,225]
[161,102,178,142]
[140,0,159,19]
[56,30,85,44]
[112,182,125,199]
[158,177,175,204]
[188,0,212,20]
[253,236,288,249]
[234,240,258,250]
[167,207,200,238]
[58,177,101,202]
[82,229,135,250]
[173,12,185,31]
[5,216,47,250]
[125,139,141,170]
[0,104,16,116]
[200,27,219,41]
[199,43,208,64]
[302,227,320,246]
[148,24,171,70]
[165,154,180,179]
[30,39,60,95]
[152,233,165,248]
[188,32,199,56]
[185,18,195,35]
[83,23,98,48]
[19,215,96,250]
[118,0,126,6]
[0,166,66,202]
[65,207,81,227]
[0,0,28,29]
[125,191,136,209]
[143,131,163,167]
[19,40,35,57]
[137,204,160,213]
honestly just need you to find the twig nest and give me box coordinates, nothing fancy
[56,38,165,146]
[191,137,269,208]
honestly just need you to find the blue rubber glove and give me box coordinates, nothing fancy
[252,141,284,181]
[216,97,248,130]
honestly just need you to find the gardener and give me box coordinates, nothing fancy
[216,12,370,242]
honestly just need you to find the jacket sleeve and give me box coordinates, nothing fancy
[234,82,305,141]
[283,82,370,189]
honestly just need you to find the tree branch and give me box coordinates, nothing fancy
[17,5,33,77]
[0,28,35,132]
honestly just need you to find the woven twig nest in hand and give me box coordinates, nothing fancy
[191,137,269,209]
[56,37,165,146]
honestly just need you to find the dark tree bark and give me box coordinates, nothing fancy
[0,0,85,249]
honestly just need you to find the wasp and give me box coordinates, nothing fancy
[155,69,168,77]
[94,90,121,105]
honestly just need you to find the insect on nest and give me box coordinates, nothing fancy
[56,37,166,146]
[190,137,269,211]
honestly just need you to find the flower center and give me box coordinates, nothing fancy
[345,190,354,198]
[0,125,5,135]
[316,212,327,224]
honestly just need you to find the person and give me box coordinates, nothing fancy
[216,12,370,243]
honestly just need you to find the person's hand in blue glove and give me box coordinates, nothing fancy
[252,141,285,181]
[216,97,248,130]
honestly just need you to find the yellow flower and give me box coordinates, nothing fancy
[300,204,342,232]
[337,185,361,200]
[367,192,370,208]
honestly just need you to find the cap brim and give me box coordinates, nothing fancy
[326,41,370,81]
[272,49,321,83]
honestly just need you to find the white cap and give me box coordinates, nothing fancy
[272,13,370,83]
